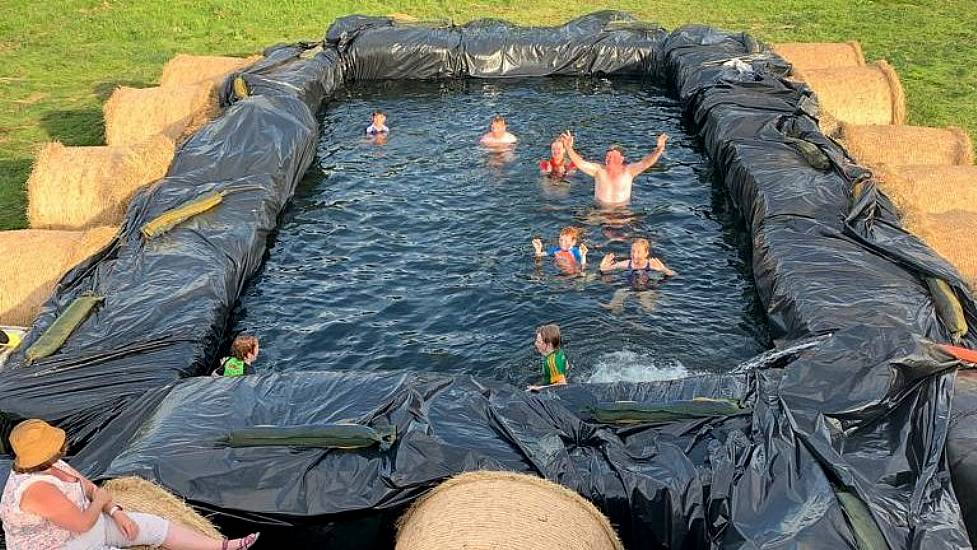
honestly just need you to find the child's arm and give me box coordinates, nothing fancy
[649,257,676,277]
[599,253,630,273]
[527,378,567,392]
[532,238,546,257]
[578,243,588,266]
[627,134,669,178]
[561,132,600,177]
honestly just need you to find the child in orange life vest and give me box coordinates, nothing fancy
[532,227,588,274]
[527,324,569,392]
[213,335,260,377]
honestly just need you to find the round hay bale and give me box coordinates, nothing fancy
[874,164,977,216]
[104,476,221,550]
[27,136,175,230]
[772,41,865,71]
[796,60,906,126]
[396,471,623,550]
[908,209,977,291]
[104,83,218,147]
[0,227,116,326]
[160,53,260,87]
[840,123,973,167]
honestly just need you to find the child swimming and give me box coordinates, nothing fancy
[599,238,675,313]
[213,335,260,377]
[533,227,588,274]
[527,324,569,392]
[539,138,576,178]
[365,110,389,136]
[480,115,518,147]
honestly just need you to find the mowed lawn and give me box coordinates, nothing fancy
[2,0,976,230]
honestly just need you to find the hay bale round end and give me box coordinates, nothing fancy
[907,209,977,291]
[160,53,260,87]
[797,60,906,126]
[104,83,218,147]
[840,123,974,168]
[874,164,977,217]
[396,471,623,550]
[103,476,222,547]
[27,136,175,230]
[772,41,865,71]
[0,227,116,326]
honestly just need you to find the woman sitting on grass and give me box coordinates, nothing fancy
[0,419,260,550]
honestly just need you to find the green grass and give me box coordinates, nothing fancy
[2,0,976,230]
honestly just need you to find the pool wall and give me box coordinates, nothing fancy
[1,11,975,548]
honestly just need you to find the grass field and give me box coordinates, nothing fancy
[2,0,976,230]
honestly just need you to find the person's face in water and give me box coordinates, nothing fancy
[534,332,553,355]
[605,148,625,172]
[550,140,566,161]
[631,242,649,263]
[558,232,577,250]
[372,113,386,128]
[490,119,507,137]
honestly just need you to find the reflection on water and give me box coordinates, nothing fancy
[232,78,770,385]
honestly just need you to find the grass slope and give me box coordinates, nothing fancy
[2,0,976,229]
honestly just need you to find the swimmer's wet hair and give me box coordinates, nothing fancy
[372,110,385,117]
[230,334,259,360]
[632,238,650,253]
[559,226,582,240]
[607,144,625,155]
[491,115,506,124]
[537,324,561,349]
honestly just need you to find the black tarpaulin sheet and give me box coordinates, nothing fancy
[0,12,976,549]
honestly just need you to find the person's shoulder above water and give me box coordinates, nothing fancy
[480,115,518,146]
[366,110,389,135]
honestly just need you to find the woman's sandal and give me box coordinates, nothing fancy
[221,532,260,550]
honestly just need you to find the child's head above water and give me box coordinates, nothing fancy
[558,226,582,250]
[490,115,507,135]
[550,138,566,159]
[534,324,561,355]
[371,110,387,127]
[631,238,650,261]
[231,334,260,365]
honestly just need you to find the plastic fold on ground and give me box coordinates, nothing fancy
[2,11,977,549]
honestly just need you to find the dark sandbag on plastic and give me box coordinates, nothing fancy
[591,398,750,424]
[225,424,397,450]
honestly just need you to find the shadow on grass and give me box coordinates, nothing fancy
[39,109,105,146]
[0,157,31,230]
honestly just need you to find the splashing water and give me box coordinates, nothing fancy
[585,349,691,383]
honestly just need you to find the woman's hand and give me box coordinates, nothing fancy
[600,252,615,272]
[111,510,140,541]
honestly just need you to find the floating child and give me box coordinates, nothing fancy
[599,238,675,313]
[365,110,389,136]
[532,227,588,274]
[527,324,569,392]
[539,138,576,178]
[480,115,518,147]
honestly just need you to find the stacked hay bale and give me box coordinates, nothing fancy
[396,471,623,550]
[0,227,116,327]
[160,53,260,87]
[104,476,222,550]
[103,83,219,147]
[794,60,905,128]
[772,42,865,70]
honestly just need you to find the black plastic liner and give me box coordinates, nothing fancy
[2,11,977,549]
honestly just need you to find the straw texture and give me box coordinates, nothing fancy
[908,209,977,291]
[160,54,259,87]
[797,60,906,125]
[772,41,865,71]
[840,123,973,167]
[0,227,116,326]
[874,164,977,216]
[27,136,174,230]
[104,83,218,146]
[396,471,623,550]
[104,476,222,550]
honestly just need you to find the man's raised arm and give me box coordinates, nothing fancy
[627,134,669,177]
[561,131,601,177]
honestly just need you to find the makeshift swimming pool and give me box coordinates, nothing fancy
[232,78,769,383]
[3,12,977,550]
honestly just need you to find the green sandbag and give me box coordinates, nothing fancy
[925,277,968,344]
[141,191,224,239]
[835,489,888,550]
[25,294,103,364]
[592,398,750,425]
[225,424,397,451]
[787,138,832,171]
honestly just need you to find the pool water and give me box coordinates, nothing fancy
[231,78,770,385]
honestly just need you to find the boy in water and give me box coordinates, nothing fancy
[561,131,668,206]
[527,324,569,391]
[480,115,518,147]
[599,238,674,312]
[213,335,260,377]
[539,138,576,178]
[532,227,588,274]
[365,110,389,136]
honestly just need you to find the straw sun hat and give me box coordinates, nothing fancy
[9,419,66,470]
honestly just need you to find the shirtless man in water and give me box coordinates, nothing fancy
[561,131,668,206]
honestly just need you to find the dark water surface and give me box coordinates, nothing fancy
[231,78,770,385]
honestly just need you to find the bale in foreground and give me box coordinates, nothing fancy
[0,227,116,327]
[104,83,218,146]
[396,471,623,550]
[907,209,977,291]
[160,54,260,87]
[874,165,977,217]
[840,123,973,167]
[796,60,905,126]
[103,476,222,546]
[27,136,175,230]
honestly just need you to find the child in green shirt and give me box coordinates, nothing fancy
[213,335,260,377]
[527,324,569,392]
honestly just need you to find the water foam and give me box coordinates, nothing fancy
[586,349,691,383]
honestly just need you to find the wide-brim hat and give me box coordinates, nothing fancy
[9,419,66,470]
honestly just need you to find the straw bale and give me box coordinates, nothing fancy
[840,123,973,167]
[27,136,174,230]
[874,164,977,216]
[104,83,218,147]
[396,471,623,550]
[908,209,977,291]
[104,476,222,549]
[160,53,260,87]
[797,60,906,125]
[772,41,865,71]
[0,227,116,326]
